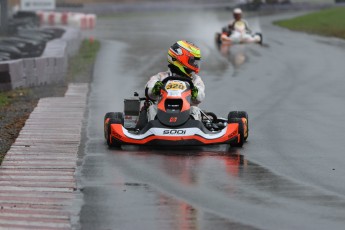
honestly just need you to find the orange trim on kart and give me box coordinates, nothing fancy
[157,90,191,113]
[180,91,191,112]
[157,90,168,112]
[110,123,239,145]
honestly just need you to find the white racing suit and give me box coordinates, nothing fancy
[145,70,205,121]
[222,19,260,44]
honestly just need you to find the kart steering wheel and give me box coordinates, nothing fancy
[161,76,195,89]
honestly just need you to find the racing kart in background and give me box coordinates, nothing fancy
[215,21,262,45]
[104,76,248,148]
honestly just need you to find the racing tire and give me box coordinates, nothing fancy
[255,32,263,45]
[106,117,123,148]
[215,32,221,44]
[228,111,248,141]
[228,111,247,120]
[104,112,124,139]
[104,112,124,147]
[228,118,244,148]
[104,112,114,139]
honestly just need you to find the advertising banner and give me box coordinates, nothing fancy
[21,0,56,11]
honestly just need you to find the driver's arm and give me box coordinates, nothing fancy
[146,72,166,101]
[192,75,205,105]
[244,20,252,33]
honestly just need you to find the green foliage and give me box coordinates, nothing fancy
[0,89,30,108]
[0,94,9,107]
[274,7,345,39]
[66,39,100,82]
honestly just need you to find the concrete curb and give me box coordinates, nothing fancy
[0,83,88,230]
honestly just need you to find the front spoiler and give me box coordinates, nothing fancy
[109,120,240,146]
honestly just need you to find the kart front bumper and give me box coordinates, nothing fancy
[109,123,241,146]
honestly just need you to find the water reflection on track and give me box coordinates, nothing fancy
[104,145,257,230]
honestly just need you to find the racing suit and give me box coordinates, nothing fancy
[229,19,251,31]
[222,19,254,44]
[145,70,205,121]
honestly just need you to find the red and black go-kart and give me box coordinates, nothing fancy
[104,76,248,147]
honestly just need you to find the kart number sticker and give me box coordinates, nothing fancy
[165,81,186,91]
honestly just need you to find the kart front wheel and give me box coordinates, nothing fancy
[104,112,124,147]
[228,118,244,148]
[104,112,124,124]
[228,111,248,141]
[106,118,123,148]
[255,32,263,45]
[215,32,221,44]
[104,112,124,138]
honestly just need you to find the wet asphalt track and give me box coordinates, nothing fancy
[79,10,345,230]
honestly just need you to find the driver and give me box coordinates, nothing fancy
[229,8,251,32]
[145,40,205,121]
[221,8,252,43]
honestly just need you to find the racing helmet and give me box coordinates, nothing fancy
[167,40,201,77]
[233,8,242,20]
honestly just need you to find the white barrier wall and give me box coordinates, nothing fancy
[0,27,81,90]
[8,60,26,89]
[23,58,37,86]
[60,27,82,57]
[37,11,97,30]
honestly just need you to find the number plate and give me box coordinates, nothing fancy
[165,81,186,91]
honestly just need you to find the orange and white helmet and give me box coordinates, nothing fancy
[167,40,201,77]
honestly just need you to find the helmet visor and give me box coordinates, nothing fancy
[188,57,201,69]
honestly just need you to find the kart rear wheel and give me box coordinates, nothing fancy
[228,117,244,148]
[228,111,249,141]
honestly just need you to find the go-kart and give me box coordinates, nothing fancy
[215,21,262,45]
[104,76,248,147]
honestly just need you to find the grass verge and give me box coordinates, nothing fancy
[274,7,345,40]
[0,39,100,164]
[66,39,100,82]
[0,89,29,107]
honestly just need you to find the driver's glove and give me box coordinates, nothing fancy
[191,87,198,100]
[152,81,163,96]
